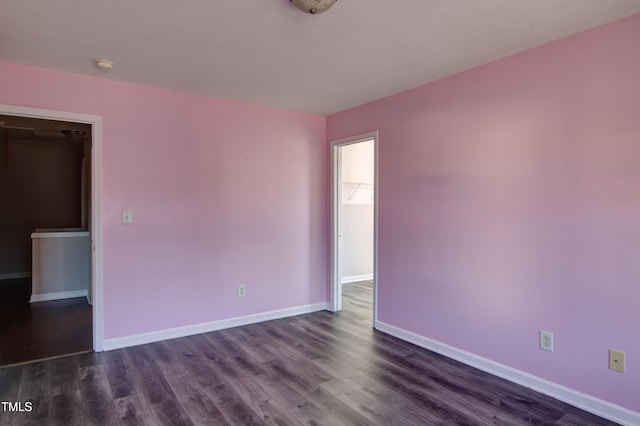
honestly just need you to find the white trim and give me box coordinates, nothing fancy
[30,289,88,303]
[330,142,342,312]
[375,321,640,426]
[0,103,104,352]
[341,274,374,284]
[31,231,89,239]
[330,131,379,326]
[373,133,379,324]
[91,112,104,352]
[103,302,329,351]
[0,272,32,280]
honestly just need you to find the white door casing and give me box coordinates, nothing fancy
[0,103,104,351]
[330,131,378,324]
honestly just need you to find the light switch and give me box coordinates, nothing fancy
[122,210,133,224]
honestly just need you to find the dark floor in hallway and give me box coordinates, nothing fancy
[0,280,617,425]
[0,278,92,367]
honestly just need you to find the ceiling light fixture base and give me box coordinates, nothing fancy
[290,0,337,14]
[95,59,114,70]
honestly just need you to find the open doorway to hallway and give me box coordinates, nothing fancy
[0,114,93,365]
[331,132,377,323]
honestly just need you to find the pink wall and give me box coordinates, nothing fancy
[0,61,327,339]
[328,15,640,412]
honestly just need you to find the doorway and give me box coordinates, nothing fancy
[330,132,378,324]
[0,103,104,363]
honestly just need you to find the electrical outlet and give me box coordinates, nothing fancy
[609,349,625,373]
[237,285,246,298]
[540,330,554,352]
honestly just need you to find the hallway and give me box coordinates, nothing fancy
[0,277,92,366]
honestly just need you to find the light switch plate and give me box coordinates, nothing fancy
[122,210,133,224]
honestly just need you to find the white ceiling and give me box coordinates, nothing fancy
[1,1,639,115]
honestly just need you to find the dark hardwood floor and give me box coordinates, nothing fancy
[0,280,617,425]
[0,278,92,367]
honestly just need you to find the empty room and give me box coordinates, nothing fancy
[0,1,638,425]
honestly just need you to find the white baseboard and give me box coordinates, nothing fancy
[0,272,32,280]
[30,290,88,303]
[375,321,639,426]
[104,302,330,351]
[342,274,373,284]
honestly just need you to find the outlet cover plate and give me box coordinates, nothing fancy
[540,330,554,352]
[237,285,246,298]
[609,349,625,373]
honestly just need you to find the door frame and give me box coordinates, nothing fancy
[0,103,105,352]
[330,131,378,323]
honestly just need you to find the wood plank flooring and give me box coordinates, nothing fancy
[0,278,92,366]
[0,281,617,425]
